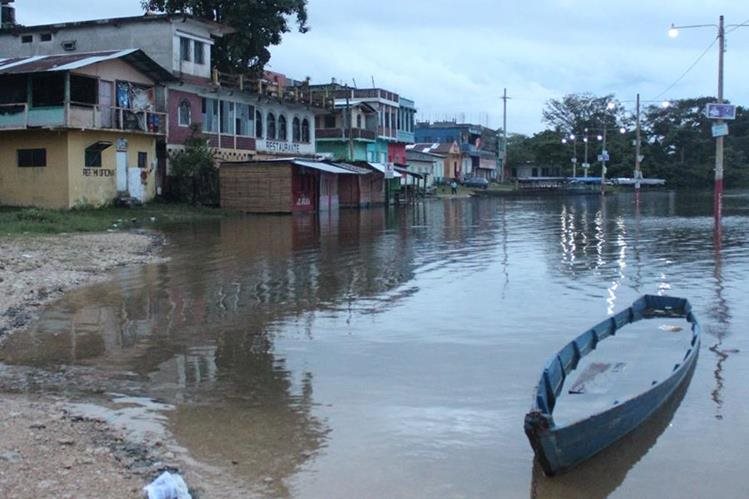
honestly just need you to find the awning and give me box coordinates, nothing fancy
[329,162,372,174]
[394,166,424,178]
[367,162,402,178]
[292,159,357,175]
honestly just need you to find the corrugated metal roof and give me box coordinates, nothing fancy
[292,160,357,175]
[329,162,371,174]
[367,162,402,178]
[0,49,174,81]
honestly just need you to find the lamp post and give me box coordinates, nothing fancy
[668,15,747,224]
[582,129,590,177]
[599,101,616,195]
[561,133,578,177]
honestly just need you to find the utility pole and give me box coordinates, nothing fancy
[715,14,725,225]
[345,88,353,161]
[501,88,509,183]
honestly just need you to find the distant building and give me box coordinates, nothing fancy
[407,142,461,180]
[415,121,500,181]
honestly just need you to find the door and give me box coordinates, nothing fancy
[99,80,113,128]
[116,150,128,193]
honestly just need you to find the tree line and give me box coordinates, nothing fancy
[508,93,749,188]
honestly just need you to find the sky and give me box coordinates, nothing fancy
[12,0,749,134]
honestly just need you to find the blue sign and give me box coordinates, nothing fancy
[706,103,736,120]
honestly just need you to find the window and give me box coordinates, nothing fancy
[356,114,362,129]
[267,112,276,140]
[180,37,191,62]
[178,100,191,126]
[324,115,335,128]
[255,110,263,138]
[0,75,28,104]
[17,149,46,167]
[236,103,253,136]
[202,98,218,132]
[21,35,32,43]
[193,41,205,65]
[138,152,148,169]
[40,33,52,42]
[31,73,65,107]
[84,142,112,167]
[301,119,310,143]
[70,74,97,105]
[292,117,301,142]
[220,101,235,134]
[61,40,77,51]
[278,115,287,140]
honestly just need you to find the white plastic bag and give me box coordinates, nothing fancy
[143,471,191,499]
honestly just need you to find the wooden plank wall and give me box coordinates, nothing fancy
[220,162,292,213]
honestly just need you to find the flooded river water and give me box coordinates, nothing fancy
[3,190,749,498]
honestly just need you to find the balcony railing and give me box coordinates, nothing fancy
[316,127,376,140]
[212,69,332,109]
[0,102,167,134]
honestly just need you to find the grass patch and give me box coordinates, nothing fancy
[0,202,232,235]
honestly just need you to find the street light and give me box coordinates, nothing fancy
[561,133,578,177]
[668,15,749,224]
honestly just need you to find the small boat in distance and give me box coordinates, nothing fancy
[524,295,701,476]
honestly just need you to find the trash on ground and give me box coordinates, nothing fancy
[143,471,191,499]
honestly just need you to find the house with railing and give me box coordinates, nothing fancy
[0,49,173,208]
[0,10,324,203]
[307,83,416,165]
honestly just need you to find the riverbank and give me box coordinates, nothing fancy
[0,203,230,235]
[0,231,166,339]
[0,231,169,498]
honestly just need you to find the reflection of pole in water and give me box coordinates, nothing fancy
[709,223,732,420]
[500,199,509,299]
[632,194,642,293]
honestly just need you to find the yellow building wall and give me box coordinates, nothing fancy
[67,131,158,207]
[0,130,70,209]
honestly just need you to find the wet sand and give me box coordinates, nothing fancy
[0,232,169,498]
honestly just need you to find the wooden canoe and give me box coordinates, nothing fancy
[524,295,701,476]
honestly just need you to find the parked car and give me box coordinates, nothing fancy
[463,177,489,189]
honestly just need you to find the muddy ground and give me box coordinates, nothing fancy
[0,232,249,498]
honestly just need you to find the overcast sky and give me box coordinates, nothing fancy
[15,0,749,134]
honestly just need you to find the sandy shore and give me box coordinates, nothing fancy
[0,232,165,340]
[0,232,169,498]
[0,231,261,498]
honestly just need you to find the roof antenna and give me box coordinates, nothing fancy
[352,77,357,88]
[371,75,376,88]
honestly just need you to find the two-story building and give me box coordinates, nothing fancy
[0,49,172,207]
[0,9,321,202]
[415,121,500,181]
[308,83,416,166]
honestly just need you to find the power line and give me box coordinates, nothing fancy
[652,35,719,100]
[726,18,749,35]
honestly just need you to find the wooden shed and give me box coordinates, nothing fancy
[220,159,361,214]
[333,162,385,208]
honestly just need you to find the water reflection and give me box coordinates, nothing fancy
[708,223,732,420]
[530,362,696,499]
[1,193,747,497]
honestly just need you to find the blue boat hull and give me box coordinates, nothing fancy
[524,295,701,476]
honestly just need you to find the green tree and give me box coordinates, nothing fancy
[542,93,628,136]
[169,124,218,204]
[142,0,309,73]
